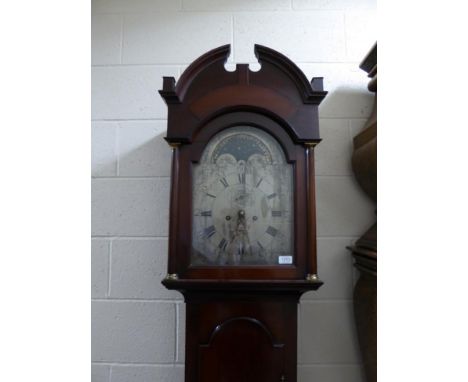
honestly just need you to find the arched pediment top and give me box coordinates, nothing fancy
[254,44,327,103]
[160,45,327,144]
[159,44,231,103]
[159,44,327,105]
[176,44,231,101]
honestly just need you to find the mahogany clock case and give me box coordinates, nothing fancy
[159,44,327,382]
[160,44,327,287]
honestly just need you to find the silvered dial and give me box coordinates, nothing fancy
[192,126,293,266]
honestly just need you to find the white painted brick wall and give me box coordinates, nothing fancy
[122,13,232,64]
[92,301,176,363]
[110,239,180,300]
[234,12,346,62]
[91,1,376,381]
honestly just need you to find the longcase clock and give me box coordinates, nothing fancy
[159,44,327,382]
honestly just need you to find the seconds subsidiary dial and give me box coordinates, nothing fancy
[191,126,294,266]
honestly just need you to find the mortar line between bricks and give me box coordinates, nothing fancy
[93,8,374,14]
[92,236,168,239]
[173,9,327,13]
[92,298,182,303]
[92,361,184,367]
[174,303,179,362]
[92,64,187,67]
[91,61,363,67]
[92,118,167,121]
[92,176,170,180]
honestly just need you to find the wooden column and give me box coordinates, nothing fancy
[305,143,318,279]
[348,42,377,382]
[166,143,180,278]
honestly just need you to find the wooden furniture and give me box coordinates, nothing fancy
[348,43,377,382]
[159,44,327,382]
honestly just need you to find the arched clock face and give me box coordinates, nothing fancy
[191,126,294,266]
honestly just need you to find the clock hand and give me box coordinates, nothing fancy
[235,209,252,258]
[236,209,247,233]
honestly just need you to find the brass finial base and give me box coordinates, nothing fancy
[168,142,181,149]
[306,273,319,282]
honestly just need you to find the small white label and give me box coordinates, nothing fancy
[278,256,293,265]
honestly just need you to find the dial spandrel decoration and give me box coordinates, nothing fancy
[192,126,294,266]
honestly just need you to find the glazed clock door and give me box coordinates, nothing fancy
[191,126,294,267]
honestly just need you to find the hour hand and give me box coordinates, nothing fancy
[236,209,246,231]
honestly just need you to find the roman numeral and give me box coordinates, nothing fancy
[255,178,263,188]
[204,225,216,238]
[206,193,216,198]
[218,238,228,251]
[238,172,246,184]
[267,193,277,200]
[219,177,229,188]
[238,244,245,255]
[266,226,278,237]
[272,210,282,217]
[201,211,212,217]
